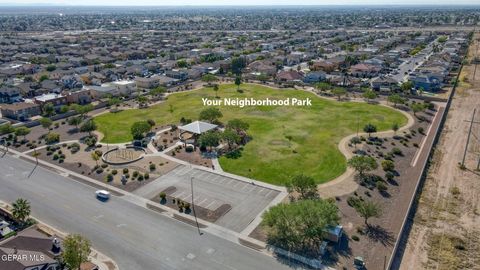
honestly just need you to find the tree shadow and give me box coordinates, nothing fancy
[28,163,38,178]
[365,225,395,246]
[322,234,353,267]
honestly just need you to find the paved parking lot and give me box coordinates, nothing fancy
[133,165,281,232]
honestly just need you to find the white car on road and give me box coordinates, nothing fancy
[96,190,111,200]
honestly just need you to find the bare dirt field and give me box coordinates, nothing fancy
[400,33,480,270]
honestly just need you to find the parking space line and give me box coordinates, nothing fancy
[205,200,216,210]
[197,198,208,206]
[232,181,242,188]
[240,184,250,191]
[264,189,273,197]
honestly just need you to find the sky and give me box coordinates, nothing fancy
[2,0,480,6]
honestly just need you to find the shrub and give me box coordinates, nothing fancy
[101,163,108,168]
[105,174,113,182]
[137,175,144,181]
[381,160,395,171]
[159,192,166,200]
[376,181,388,192]
[418,127,425,134]
[123,168,129,174]
[111,169,118,175]
[351,235,360,241]
[45,133,60,144]
[149,164,156,171]
[96,168,103,174]
[144,173,149,179]
[385,171,395,181]
[53,154,59,160]
[185,146,194,152]
[391,147,403,156]
[132,171,139,178]
[347,196,361,208]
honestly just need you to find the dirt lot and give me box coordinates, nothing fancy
[400,33,480,270]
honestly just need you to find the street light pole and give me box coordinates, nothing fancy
[191,176,202,236]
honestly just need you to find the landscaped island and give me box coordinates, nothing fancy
[94,84,407,185]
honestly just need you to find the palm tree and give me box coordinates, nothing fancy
[12,198,31,224]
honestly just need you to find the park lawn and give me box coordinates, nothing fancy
[94,84,407,185]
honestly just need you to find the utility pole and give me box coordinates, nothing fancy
[190,176,202,236]
[462,109,479,167]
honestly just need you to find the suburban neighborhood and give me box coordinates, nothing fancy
[0,4,479,270]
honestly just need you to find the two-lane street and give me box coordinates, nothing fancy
[0,154,297,270]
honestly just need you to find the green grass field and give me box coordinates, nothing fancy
[94,84,407,185]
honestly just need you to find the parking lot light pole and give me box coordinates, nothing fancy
[191,176,202,236]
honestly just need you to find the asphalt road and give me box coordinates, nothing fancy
[390,43,434,83]
[0,155,298,270]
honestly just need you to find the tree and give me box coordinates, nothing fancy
[332,87,347,100]
[150,86,166,97]
[201,74,218,86]
[231,57,246,75]
[262,199,339,252]
[80,120,97,136]
[11,198,30,224]
[0,123,15,135]
[387,94,405,107]
[235,75,242,91]
[91,152,100,166]
[354,200,382,226]
[42,102,55,117]
[347,155,378,178]
[14,126,30,141]
[46,64,56,72]
[39,117,53,134]
[410,103,425,116]
[227,119,249,133]
[130,121,151,140]
[363,123,377,137]
[400,81,413,94]
[315,82,331,92]
[32,149,41,165]
[199,107,223,123]
[213,84,219,98]
[198,131,221,151]
[257,73,269,83]
[392,122,399,134]
[362,89,377,102]
[68,116,83,131]
[136,95,148,106]
[108,97,121,107]
[70,104,93,119]
[287,174,318,200]
[62,234,91,270]
[222,129,240,149]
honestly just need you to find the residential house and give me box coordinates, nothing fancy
[349,63,381,78]
[0,87,21,103]
[276,70,304,83]
[370,76,399,91]
[303,71,327,84]
[0,102,41,121]
[135,76,160,89]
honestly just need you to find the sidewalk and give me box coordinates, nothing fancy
[0,200,119,270]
